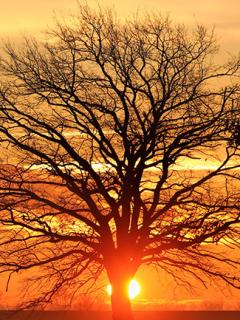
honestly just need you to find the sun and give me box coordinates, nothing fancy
[128,279,141,300]
[107,279,141,300]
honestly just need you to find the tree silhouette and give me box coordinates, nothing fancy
[0,5,240,320]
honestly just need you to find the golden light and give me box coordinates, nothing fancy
[107,279,141,300]
[106,284,112,296]
[129,279,141,300]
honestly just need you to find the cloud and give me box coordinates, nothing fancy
[132,298,240,311]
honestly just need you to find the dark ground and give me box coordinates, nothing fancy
[0,311,240,320]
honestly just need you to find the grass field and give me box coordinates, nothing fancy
[0,311,240,320]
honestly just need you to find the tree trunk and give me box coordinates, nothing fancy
[110,274,134,320]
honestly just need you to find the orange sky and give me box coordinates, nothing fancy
[0,0,240,53]
[0,0,240,310]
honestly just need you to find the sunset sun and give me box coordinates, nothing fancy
[107,279,141,300]
[128,279,141,300]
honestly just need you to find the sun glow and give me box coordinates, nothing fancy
[107,279,141,300]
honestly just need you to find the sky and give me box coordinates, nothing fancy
[1,0,240,54]
[0,0,240,310]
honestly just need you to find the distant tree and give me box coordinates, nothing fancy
[0,5,240,320]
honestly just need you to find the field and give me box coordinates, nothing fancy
[0,311,240,320]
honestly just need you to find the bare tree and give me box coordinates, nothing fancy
[0,5,240,320]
